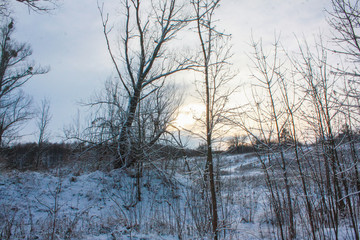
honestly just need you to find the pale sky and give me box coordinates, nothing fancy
[10,0,332,142]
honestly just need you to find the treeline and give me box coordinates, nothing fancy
[0,142,206,170]
[1,135,266,170]
[1,143,74,169]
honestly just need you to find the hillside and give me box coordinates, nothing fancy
[1,151,359,239]
[0,153,271,239]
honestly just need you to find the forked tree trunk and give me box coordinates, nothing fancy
[114,86,142,169]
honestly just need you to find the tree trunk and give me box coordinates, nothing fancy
[114,85,142,168]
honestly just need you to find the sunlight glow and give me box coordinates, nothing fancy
[173,103,205,129]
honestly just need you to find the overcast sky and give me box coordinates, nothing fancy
[11,0,332,142]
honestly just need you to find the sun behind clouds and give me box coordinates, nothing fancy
[173,103,205,130]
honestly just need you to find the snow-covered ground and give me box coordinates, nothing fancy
[0,153,275,239]
[8,151,360,239]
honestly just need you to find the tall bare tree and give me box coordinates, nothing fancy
[0,19,48,146]
[191,0,234,238]
[98,0,192,168]
[246,37,296,239]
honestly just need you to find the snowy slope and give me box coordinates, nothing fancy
[0,153,274,239]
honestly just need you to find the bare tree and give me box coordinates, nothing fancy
[73,75,182,169]
[290,37,360,240]
[36,98,51,144]
[35,98,51,167]
[230,32,360,239]
[327,0,360,118]
[0,90,32,145]
[191,0,235,238]
[327,0,360,62]
[0,19,48,146]
[98,0,192,168]
[246,37,296,240]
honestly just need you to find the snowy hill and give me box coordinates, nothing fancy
[2,151,359,239]
[0,153,271,239]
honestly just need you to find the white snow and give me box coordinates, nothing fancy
[3,152,356,239]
